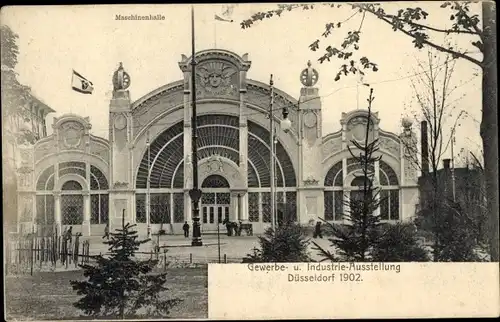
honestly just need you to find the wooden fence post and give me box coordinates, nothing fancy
[190,253,193,264]
[30,237,34,276]
[224,254,227,263]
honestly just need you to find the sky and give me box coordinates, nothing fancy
[2,2,484,162]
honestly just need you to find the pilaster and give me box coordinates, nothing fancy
[297,61,323,225]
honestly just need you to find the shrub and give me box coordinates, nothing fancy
[372,222,430,262]
[243,222,312,263]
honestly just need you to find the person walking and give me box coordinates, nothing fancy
[313,221,323,239]
[182,221,190,238]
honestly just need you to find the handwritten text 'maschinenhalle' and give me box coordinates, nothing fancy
[247,262,401,273]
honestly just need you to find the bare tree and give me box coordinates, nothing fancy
[402,50,483,261]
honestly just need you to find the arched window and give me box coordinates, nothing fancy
[90,165,109,225]
[324,159,400,222]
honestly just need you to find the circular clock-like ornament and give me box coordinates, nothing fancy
[114,114,127,130]
[300,60,319,87]
[304,111,317,128]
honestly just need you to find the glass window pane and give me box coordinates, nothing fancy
[173,193,184,223]
[390,190,399,220]
[218,207,223,224]
[248,192,259,222]
[262,192,271,222]
[324,191,333,221]
[209,207,214,224]
[380,190,389,220]
[334,191,343,221]
[61,195,83,225]
[136,194,146,223]
[203,207,208,224]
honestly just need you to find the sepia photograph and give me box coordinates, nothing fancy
[2,2,498,320]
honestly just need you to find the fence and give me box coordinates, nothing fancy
[5,234,91,275]
[5,234,245,275]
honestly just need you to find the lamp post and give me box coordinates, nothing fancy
[189,5,203,246]
[269,74,292,231]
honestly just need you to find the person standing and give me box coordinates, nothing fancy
[313,221,323,239]
[182,221,190,238]
[103,223,110,240]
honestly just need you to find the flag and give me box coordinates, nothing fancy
[214,4,234,22]
[71,70,94,94]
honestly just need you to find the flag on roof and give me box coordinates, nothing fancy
[71,70,94,94]
[214,5,234,22]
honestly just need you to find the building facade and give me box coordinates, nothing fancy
[3,95,55,234]
[18,49,420,236]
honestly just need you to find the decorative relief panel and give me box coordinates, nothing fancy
[346,116,375,143]
[380,135,400,157]
[401,130,418,183]
[58,121,85,150]
[195,61,239,99]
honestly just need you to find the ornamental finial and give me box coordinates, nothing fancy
[300,60,319,87]
[112,62,131,91]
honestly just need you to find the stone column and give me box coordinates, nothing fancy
[82,192,91,236]
[231,193,238,222]
[240,193,249,221]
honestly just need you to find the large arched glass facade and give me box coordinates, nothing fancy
[35,161,109,231]
[324,158,400,221]
[135,114,297,224]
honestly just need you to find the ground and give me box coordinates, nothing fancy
[5,267,208,320]
[88,232,333,263]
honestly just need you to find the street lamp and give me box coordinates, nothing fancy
[269,74,293,231]
[189,6,203,246]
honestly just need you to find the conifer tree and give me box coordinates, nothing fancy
[70,212,181,319]
[243,221,311,263]
[314,89,384,262]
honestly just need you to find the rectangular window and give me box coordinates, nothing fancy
[150,193,170,224]
[173,193,184,223]
[285,192,297,222]
[248,192,259,222]
[203,207,208,224]
[380,190,389,220]
[324,191,333,221]
[136,194,146,223]
[390,190,399,220]
[225,207,230,221]
[90,194,100,224]
[100,194,109,224]
[218,207,223,224]
[262,192,271,223]
[334,191,343,221]
[209,207,215,224]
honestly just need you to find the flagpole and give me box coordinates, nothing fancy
[190,5,203,247]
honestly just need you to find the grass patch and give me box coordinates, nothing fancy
[5,267,207,320]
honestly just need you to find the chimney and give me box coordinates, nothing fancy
[443,159,451,170]
[420,120,429,175]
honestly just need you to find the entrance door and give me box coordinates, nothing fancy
[201,192,230,231]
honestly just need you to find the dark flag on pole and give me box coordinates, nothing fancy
[71,70,94,94]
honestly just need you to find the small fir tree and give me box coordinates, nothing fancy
[243,221,311,263]
[313,89,384,262]
[70,212,181,319]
